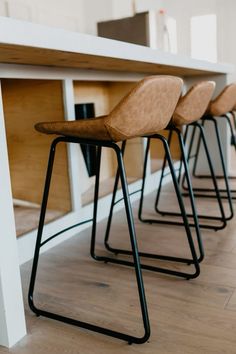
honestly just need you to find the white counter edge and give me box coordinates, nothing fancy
[0,16,234,74]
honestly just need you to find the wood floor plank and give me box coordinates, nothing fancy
[2,186,236,353]
[14,205,65,236]
[225,290,236,311]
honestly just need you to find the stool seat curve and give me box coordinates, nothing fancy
[207,83,236,116]
[172,81,215,127]
[35,75,183,141]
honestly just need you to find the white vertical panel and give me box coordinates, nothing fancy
[62,79,85,211]
[0,81,26,347]
[191,14,217,62]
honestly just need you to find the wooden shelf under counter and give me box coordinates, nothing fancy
[2,79,72,236]
[1,78,182,236]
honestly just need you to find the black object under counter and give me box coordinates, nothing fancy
[97,12,149,46]
[75,103,97,177]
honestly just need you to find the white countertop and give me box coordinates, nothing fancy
[0,16,234,76]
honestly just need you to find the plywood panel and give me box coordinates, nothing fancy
[73,81,110,117]
[73,81,179,185]
[73,81,115,183]
[108,82,143,178]
[107,82,136,111]
[0,43,224,76]
[150,129,181,165]
[2,79,71,212]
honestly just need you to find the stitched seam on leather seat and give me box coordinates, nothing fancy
[105,123,129,141]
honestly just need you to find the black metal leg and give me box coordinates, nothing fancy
[90,145,102,260]
[225,114,236,152]
[104,135,200,279]
[231,110,236,131]
[167,123,228,230]
[155,134,200,277]
[104,141,126,253]
[28,137,59,315]
[88,142,151,343]
[138,137,151,222]
[192,122,227,227]
[153,130,173,217]
[187,116,234,218]
[28,137,150,345]
[149,128,204,260]
[114,144,150,343]
[209,116,233,218]
[192,123,202,178]
[212,114,236,195]
[146,125,225,229]
[176,129,204,262]
[181,124,198,190]
[177,125,191,186]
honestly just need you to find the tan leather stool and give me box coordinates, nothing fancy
[151,81,229,231]
[208,83,236,117]
[191,83,236,213]
[28,75,183,344]
[135,82,216,267]
[103,85,204,279]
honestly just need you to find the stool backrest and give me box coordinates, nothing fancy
[105,75,183,141]
[172,81,215,126]
[209,83,236,116]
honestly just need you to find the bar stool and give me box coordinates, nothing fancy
[28,75,183,344]
[229,104,236,158]
[230,104,236,132]
[148,81,228,231]
[103,88,202,277]
[190,83,236,213]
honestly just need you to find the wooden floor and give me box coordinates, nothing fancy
[3,181,236,353]
[14,205,65,236]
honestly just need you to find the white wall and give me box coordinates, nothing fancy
[0,0,115,34]
[135,0,163,13]
[216,0,236,81]
[83,0,113,35]
[0,0,85,32]
[160,0,219,57]
[111,0,133,19]
[162,0,236,80]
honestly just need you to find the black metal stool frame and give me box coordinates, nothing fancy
[28,136,150,345]
[103,133,201,279]
[155,122,227,230]
[182,116,234,219]
[138,128,204,261]
[192,113,236,194]
[231,110,236,131]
